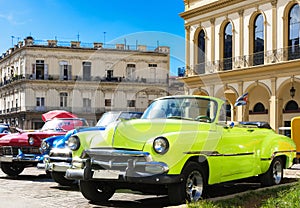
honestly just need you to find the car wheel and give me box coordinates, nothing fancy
[51,171,77,186]
[79,180,115,202]
[1,163,24,176]
[260,157,283,186]
[168,161,206,204]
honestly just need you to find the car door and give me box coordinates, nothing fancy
[217,126,259,182]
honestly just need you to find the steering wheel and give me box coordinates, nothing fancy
[195,115,211,123]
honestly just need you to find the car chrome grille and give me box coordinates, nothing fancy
[21,147,41,154]
[83,149,151,171]
[49,151,72,158]
[0,146,40,156]
[0,146,18,156]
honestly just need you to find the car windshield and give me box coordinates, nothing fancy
[96,112,120,127]
[41,118,88,131]
[141,97,218,122]
[119,112,142,120]
[96,112,142,127]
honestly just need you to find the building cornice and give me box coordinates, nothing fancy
[180,0,245,20]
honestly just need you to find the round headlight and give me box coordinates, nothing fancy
[68,136,80,151]
[40,141,50,151]
[28,137,35,145]
[153,137,169,154]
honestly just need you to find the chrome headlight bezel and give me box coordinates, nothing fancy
[40,141,50,151]
[68,136,80,151]
[28,137,35,145]
[153,137,169,154]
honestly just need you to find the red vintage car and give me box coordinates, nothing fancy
[0,110,88,176]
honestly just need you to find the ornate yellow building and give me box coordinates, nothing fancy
[0,37,182,129]
[180,0,300,132]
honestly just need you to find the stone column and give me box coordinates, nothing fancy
[269,77,278,130]
[185,25,191,76]
[238,10,244,58]
[210,18,215,63]
[271,0,277,51]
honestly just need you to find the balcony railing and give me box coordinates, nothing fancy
[0,74,168,87]
[0,107,21,114]
[193,44,300,75]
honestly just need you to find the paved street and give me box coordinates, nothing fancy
[0,167,182,208]
[0,166,299,208]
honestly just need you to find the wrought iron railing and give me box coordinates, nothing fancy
[193,44,300,75]
[0,74,168,87]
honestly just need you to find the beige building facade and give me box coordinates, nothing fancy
[0,37,182,129]
[180,0,300,133]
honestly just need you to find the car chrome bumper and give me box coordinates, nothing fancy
[0,155,41,163]
[66,167,182,184]
[0,156,14,162]
[65,149,178,184]
[43,155,72,172]
[47,162,72,172]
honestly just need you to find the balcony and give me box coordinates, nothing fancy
[0,74,168,87]
[192,45,300,75]
[0,107,21,114]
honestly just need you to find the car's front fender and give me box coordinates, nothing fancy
[142,128,222,175]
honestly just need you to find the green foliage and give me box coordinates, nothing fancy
[261,182,300,208]
[187,181,300,208]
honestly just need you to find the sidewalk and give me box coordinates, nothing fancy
[284,164,300,178]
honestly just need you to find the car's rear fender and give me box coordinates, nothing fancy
[259,135,296,172]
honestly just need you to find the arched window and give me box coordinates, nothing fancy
[253,14,264,65]
[284,100,299,112]
[196,30,205,74]
[253,102,266,113]
[223,23,232,70]
[288,4,300,60]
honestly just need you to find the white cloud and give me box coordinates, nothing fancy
[0,12,30,25]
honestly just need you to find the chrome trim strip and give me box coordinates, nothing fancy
[184,151,254,157]
[261,150,297,161]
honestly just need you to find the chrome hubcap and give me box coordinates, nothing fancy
[273,160,282,184]
[186,170,203,202]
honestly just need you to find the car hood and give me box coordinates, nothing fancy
[88,118,204,151]
[46,127,106,149]
[0,131,66,146]
[0,132,26,145]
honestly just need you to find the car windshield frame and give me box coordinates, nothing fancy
[141,97,218,123]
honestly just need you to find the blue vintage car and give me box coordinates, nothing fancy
[39,111,142,186]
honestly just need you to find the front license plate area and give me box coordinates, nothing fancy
[93,169,120,179]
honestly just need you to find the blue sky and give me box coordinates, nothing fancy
[0,0,185,75]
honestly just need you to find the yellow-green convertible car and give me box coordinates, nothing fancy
[65,95,297,204]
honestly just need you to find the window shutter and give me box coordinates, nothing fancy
[68,65,72,80]
[32,64,36,79]
[59,65,63,80]
[44,64,49,80]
